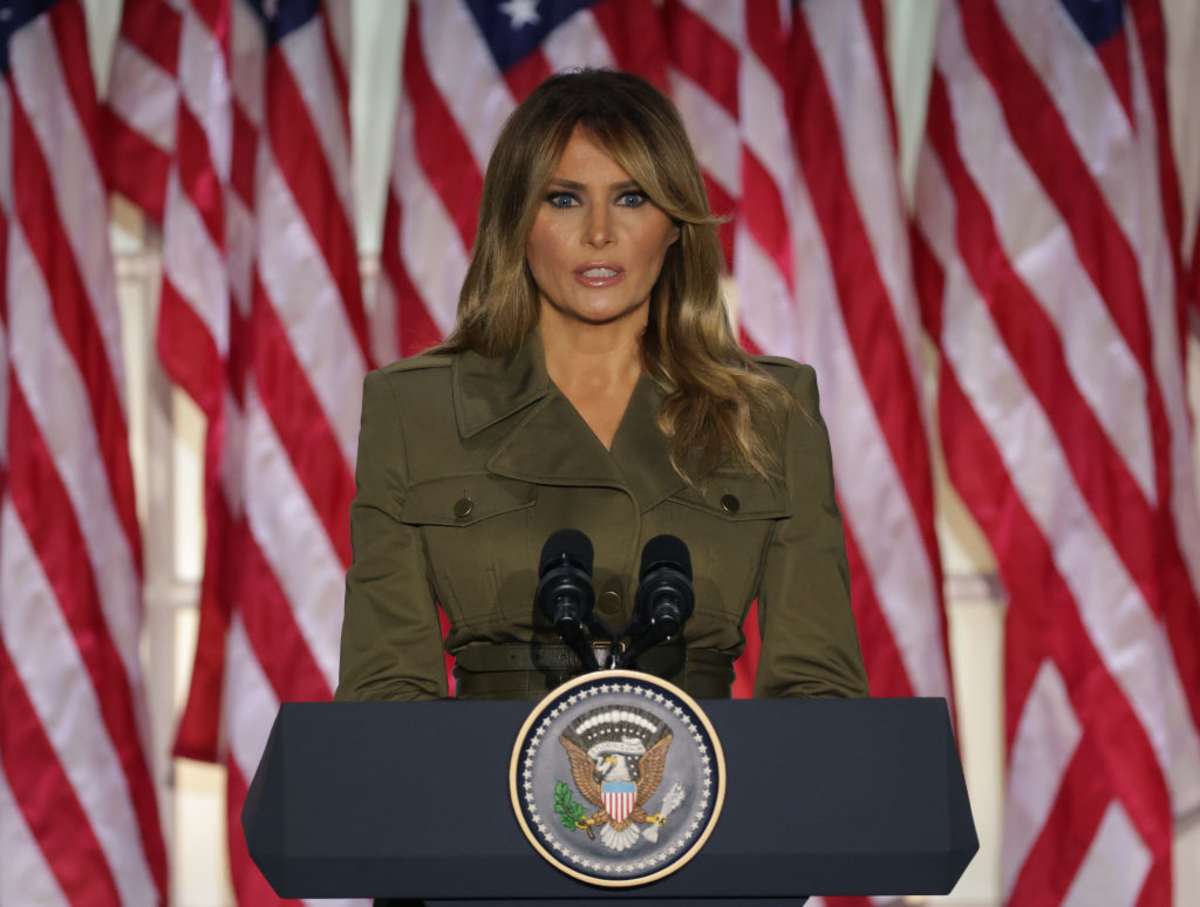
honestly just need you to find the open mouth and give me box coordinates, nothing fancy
[574,265,625,288]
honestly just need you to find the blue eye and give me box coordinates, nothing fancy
[546,191,578,208]
[617,191,647,207]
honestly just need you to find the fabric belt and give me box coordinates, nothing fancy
[452,641,735,700]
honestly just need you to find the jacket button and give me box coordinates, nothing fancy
[453,497,474,520]
[720,493,740,515]
[598,590,622,614]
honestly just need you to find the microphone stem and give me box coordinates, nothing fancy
[557,614,600,672]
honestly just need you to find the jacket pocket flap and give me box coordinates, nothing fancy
[400,474,536,527]
[669,472,790,521]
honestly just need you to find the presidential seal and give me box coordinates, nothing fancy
[509,669,725,887]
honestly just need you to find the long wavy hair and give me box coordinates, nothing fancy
[439,69,791,482]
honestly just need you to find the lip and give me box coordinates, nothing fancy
[573,262,626,289]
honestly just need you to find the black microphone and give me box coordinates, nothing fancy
[616,535,695,669]
[536,529,601,672]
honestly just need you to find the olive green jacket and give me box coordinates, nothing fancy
[335,337,867,701]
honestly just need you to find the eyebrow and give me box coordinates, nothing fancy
[547,178,642,191]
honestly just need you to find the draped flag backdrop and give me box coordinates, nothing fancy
[107,0,369,904]
[913,2,1200,906]
[0,0,168,903]
[1,0,1198,905]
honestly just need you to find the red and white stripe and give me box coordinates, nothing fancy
[1,2,167,903]
[913,2,1200,904]
[603,787,635,823]
[105,0,184,222]
[217,0,368,900]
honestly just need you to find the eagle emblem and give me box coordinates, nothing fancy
[558,706,686,851]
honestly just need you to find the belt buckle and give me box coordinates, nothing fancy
[591,639,627,670]
[591,641,613,670]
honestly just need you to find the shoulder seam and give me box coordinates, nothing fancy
[752,354,799,367]
[378,354,454,374]
[752,354,812,375]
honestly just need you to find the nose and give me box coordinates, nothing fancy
[585,204,613,248]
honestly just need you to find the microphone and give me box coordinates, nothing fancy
[536,529,602,672]
[615,535,695,669]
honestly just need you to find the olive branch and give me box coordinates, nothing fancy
[553,780,589,831]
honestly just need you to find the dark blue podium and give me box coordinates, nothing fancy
[243,698,977,904]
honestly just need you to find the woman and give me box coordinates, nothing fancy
[336,69,867,703]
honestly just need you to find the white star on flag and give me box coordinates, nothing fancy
[500,0,540,28]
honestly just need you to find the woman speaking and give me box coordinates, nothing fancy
[335,69,867,702]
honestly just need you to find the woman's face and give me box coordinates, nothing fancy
[527,127,679,327]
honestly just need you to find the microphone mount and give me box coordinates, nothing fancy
[614,535,694,671]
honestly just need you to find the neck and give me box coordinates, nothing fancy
[538,300,646,397]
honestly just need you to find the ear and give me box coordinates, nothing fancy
[668,222,681,246]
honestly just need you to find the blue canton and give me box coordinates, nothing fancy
[243,0,319,47]
[464,0,597,73]
[1,0,56,77]
[1059,0,1125,46]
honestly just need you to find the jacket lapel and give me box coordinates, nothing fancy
[454,334,687,511]
[608,373,688,511]
[453,341,549,439]
[488,391,628,491]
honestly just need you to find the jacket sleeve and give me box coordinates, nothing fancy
[335,369,449,701]
[753,364,869,699]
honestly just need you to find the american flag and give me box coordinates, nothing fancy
[381,0,951,725]
[81,0,1200,904]
[0,0,168,903]
[913,1,1200,905]
[108,1,370,905]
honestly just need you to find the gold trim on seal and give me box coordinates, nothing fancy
[508,669,727,888]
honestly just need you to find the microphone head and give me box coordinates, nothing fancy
[537,529,596,636]
[639,534,692,581]
[539,528,594,578]
[634,535,695,637]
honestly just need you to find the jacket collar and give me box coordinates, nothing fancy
[452,336,551,439]
[452,332,687,511]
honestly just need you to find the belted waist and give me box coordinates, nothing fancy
[452,641,735,700]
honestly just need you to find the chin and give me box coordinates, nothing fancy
[574,308,634,325]
[556,294,648,326]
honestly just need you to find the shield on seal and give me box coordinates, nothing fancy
[602,780,636,823]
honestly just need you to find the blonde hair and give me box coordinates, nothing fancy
[440,69,790,482]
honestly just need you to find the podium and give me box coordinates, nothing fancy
[243,697,977,904]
